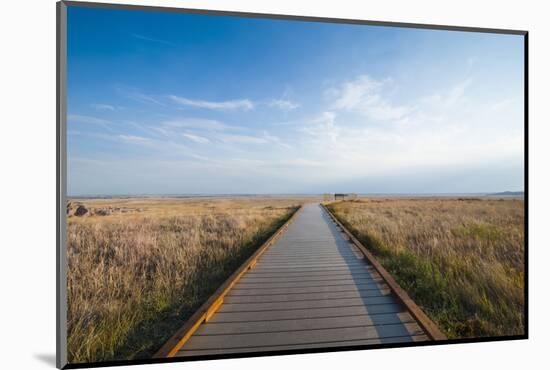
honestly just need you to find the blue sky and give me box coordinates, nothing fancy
[67,6,525,196]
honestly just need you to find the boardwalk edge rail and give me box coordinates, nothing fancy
[321,203,447,341]
[153,205,304,358]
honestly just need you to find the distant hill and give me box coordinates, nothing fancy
[489,191,524,196]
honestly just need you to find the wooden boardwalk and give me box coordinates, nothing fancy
[174,204,430,357]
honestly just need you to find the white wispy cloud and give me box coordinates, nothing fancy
[220,134,269,144]
[116,87,165,106]
[109,133,201,160]
[169,95,254,111]
[190,154,210,161]
[422,78,472,109]
[91,103,116,111]
[164,120,288,148]
[267,158,324,168]
[261,130,291,149]
[118,134,151,144]
[132,92,164,106]
[131,33,175,46]
[161,118,229,131]
[268,99,300,111]
[282,75,524,182]
[328,75,411,121]
[300,111,340,144]
[183,133,210,144]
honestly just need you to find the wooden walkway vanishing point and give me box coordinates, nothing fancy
[156,203,445,358]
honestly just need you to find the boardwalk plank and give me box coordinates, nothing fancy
[258,255,359,262]
[247,266,372,274]
[235,277,383,289]
[228,283,386,296]
[208,303,405,323]
[246,267,373,277]
[183,324,421,350]
[219,296,396,313]
[194,312,417,335]
[176,335,428,357]
[250,262,369,269]
[239,272,376,284]
[224,288,391,303]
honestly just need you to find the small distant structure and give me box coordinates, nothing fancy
[333,193,358,201]
[323,193,332,201]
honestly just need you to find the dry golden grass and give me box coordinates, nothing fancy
[67,197,307,363]
[327,198,524,339]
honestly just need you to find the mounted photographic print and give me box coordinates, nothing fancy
[56,1,527,368]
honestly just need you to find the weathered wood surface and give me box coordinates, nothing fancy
[175,204,429,356]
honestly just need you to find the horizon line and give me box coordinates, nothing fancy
[67,190,525,198]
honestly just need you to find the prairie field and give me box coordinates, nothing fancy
[67,197,304,363]
[326,198,525,339]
